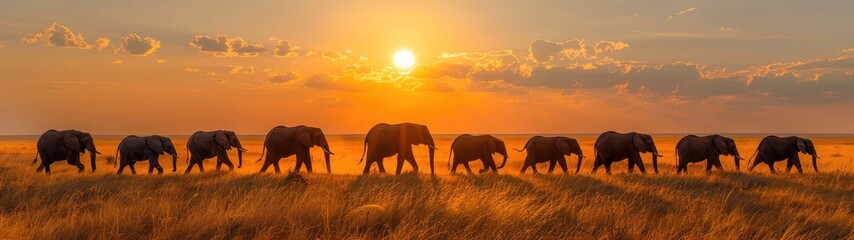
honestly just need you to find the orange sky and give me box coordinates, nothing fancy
[0,1,853,135]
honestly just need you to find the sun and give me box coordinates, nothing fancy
[393,50,415,69]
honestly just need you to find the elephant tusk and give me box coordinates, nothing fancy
[322,148,335,155]
[95,151,102,154]
[654,153,664,157]
[238,148,248,152]
[581,155,588,159]
[429,146,439,150]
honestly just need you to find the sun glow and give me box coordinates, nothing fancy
[393,50,415,69]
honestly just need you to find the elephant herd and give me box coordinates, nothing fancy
[29,123,822,175]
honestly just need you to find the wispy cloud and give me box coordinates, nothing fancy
[667,7,697,20]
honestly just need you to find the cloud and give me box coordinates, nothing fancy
[528,39,628,63]
[842,48,854,53]
[271,38,297,57]
[528,39,586,63]
[410,62,472,79]
[21,23,91,49]
[269,71,300,83]
[183,67,199,72]
[112,60,123,64]
[343,63,372,74]
[188,35,267,57]
[228,65,257,74]
[322,51,347,60]
[593,41,629,55]
[156,59,165,64]
[668,7,697,20]
[305,73,390,92]
[95,37,111,51]
[118,33,160,56]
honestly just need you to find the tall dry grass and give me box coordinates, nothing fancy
[0,135,852,239]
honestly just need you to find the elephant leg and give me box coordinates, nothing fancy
[604,160,612,174]
[558,157,569,174]
[376,159,387,173]
[786,160,793,173]
[303,152,314,173]
[273,161,282,173]
[521,156,534,174]
[547,159,557,174]
[362,159,373,175]
[462,161,473,174]
[748,155,763,172]
[530,163,540,174]
[116,163,126,175]
[713,160,724,173]
[791,154,803,173]
[627,159,635,174]
[591,156,602,174]
[150,156,163,175]
[42,163,52,175]
[216,158,223,171]
[405,149,419,173]
[184,155,199,174]
[197,160,206,172]
[222,160,234,171]
[631,153,647,174]
[129,162,137,175]
[451,156,460,174]
[766,161,776,173]
[395,154,406,175]
[706,160,714,174]
[148,164,155,174]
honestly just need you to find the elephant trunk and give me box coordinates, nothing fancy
[237,149,244,169]
[89,151,97,173]
[734,155,742,172]
[87,143,98,173]
[497,154,508,169]
[324,151,331,173]
[652,153,659,174]
[172,154,178,172]
[812,154,818,172]
[429,146,435,175]
[575,154,583,174]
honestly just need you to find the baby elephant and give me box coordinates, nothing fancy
[115,135,178,175]
[516,136,585,174]
[447,134,509,174]
[675,135,743,174]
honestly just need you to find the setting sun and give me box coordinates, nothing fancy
[393,50,415,69]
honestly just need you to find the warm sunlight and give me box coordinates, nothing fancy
[393,50,415,69]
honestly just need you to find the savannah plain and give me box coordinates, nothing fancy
[0,134,852,239]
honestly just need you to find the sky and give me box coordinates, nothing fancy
[0,0,853,135]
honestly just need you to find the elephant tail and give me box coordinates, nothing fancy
[747,136,768,163]
[358,138,368,165]
[256,128,274,163]
[514,136,537,152]
[447,135,463,168]
[114,137,125,168]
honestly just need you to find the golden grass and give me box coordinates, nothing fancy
[0,135,852,239]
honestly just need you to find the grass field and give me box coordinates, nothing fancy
[0,134,852,239]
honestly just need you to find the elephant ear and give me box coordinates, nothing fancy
[215,131,231,150]
[146,137,165,155]
[714,137,730,155]
[556,139,572,155]
[488,137,498,153]
[296,127,313,147]
[796,138,807,153]
[633,134,648,153]
[63,132,83,153]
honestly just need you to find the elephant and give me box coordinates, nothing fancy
[747,136,820,173]
[447,134,509,174]
[184,130,246,174]
[31,129,100,175]
[358,123,437,175]
[114,135,179,175]
[592,131,662,174]
[256,125,335,173]
[675,135,744,174]
[515,136,585,174]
